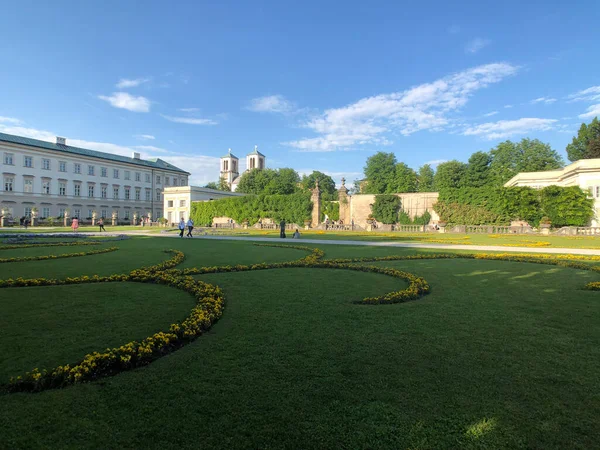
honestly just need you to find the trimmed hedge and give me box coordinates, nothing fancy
[191,192,312,226]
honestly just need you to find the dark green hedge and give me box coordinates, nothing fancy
[191,192,312,226]
[436,186,594,227]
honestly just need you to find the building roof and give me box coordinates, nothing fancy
[504,158,600,187]
[0,132,190,175]
[221,152,238,159]
[248,148,265,157]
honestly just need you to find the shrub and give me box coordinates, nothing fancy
[371,195,401,224]
[321,201,339,221]
[191,192,312,226]
[434,202,503,225]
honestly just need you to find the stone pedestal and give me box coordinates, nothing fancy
[112,218,117,226]
[63,217,69,227]
[0,217,6,227]
[311,179,321,227]
[540,227,550,235]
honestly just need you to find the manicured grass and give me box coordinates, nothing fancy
[0,237,600,449]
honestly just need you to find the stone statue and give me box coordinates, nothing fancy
[279,219,286,239]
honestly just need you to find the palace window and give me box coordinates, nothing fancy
[113,169,119,179]
[4,176,14,191]
[179,200,186,207]
[101,209,107,218]
[42,158,50,170]
[59,182,66,196]
[124,170,130,180]
[42,207,50,218]
[156,190,161,201]
[74,183,81,197]
[135,188,141,201]
[125,187,131,200]
[145,189,151,201]
[165,176,170,186]
[24,207,32,217]
[101,186,107,198]
[135,172,141,182]
[168,200,173,207]
[24,156,33,168]
[24,178,33,193]
[4,153,14,165]
[124,210,130,219]
[59,161,67,172]
[145,173,151,183]
[101,167,107,177]
[74,209,81,218]
[42,180,51,194]
[113,187,119,199]
[74,163,81,174]
[88,185,95,198]
[156,175,161,184]
[88,165,95,176]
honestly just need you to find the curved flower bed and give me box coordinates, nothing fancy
[0,247,119,264]
[0,241,104,250]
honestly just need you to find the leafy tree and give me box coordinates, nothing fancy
[371,194,401,224]
[417,164,435,192]
[236,168,299,195]
[204,182,219,190]
[434,160,467,192]
[489,139,563,185]
[566,117,600,161]
[465,151,492,188]
[301,171,336,199]
[394,163,418,193]
[363,152,397,194]
[587,138,600,159]
[540,186,594,227]
[218,177,231,192]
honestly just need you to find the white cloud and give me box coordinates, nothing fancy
[465,38,491,54]
[160,114,218,125]
[448,25,461,34]
[178,108,200,112]
[0,116,22,125]
[567,86,600,103]
[530,97,557,104]
[98,92,151,112]
[247,95,295,114]
[133,134,155,140]
[424,159,448,167]
[579,104,600,119]
[504,104,513,108]
[116,78,150,89]
[483,111,498,117]
[134,145,171,153]
[462,118,557,140]
[286,62,519,151]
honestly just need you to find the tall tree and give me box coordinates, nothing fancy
[490,139,563,185]
[363,152,397,194]
[265,168,300,195]
[301,171,336,198]
[236,168,299,195]
[417,164,435,192]
[566,117,600,161]
[434,160,467,192]
[204,182,219,190]
[394,163,418,193]
[465,151,492,188]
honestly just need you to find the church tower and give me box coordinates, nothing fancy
[220,149,239,186]
[246,145,266,171]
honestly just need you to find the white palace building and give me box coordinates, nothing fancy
[0,132,189,222]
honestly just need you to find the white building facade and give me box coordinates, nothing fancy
[505,158,600,226]
[0,132,189,223]
[163,186,245,225]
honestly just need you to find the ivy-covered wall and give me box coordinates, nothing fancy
[191,192,312,226]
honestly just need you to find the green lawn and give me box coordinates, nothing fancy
[1,237,599,449]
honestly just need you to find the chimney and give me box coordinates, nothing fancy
[132,152,141,159]
[56,136,66,146]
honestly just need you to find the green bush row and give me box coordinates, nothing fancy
[191,193,313,226]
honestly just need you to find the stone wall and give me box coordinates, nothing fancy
[348,192,440,227]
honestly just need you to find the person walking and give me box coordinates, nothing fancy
[178,218,186,238]
[98,218,106,232]
[71,217,79,232]
[186,218,194,238]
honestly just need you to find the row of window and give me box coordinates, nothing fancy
[167,200,186,207]
[3,152,185,185]
[3,176,162,201]
[17,207,156,220]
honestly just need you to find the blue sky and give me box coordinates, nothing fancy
[1,0,599,186]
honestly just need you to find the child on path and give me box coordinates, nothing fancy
[98,218,106,232]
[186,218,194,238]
[71,217,79,232]
[178,218,186,237]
